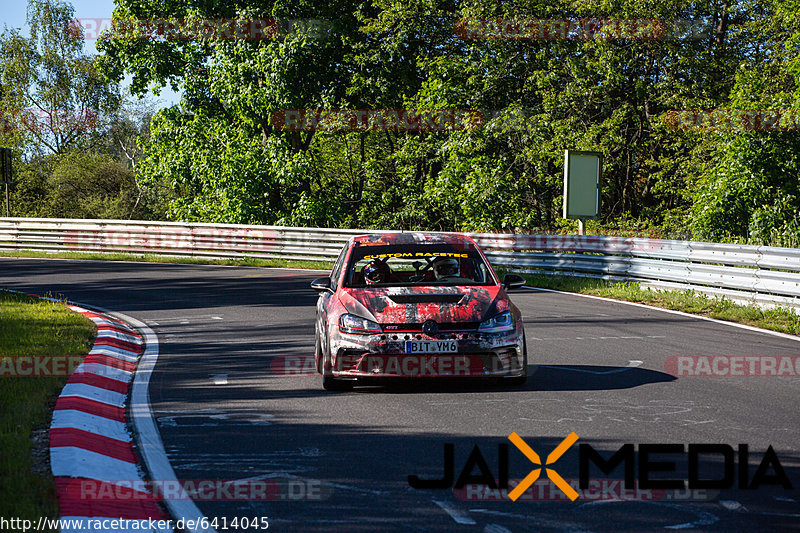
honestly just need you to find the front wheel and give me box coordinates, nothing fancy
[314,333,322,374]
[323,375,355,391]
[322,351,354,391]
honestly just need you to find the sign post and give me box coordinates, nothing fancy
[563,150,601,235]
[0,148,12,217]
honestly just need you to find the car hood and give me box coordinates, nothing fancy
[338,285,509,324]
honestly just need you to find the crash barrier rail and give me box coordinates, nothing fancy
[1,217,799,309]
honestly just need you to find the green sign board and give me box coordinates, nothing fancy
[1,147,10,217]
[0,147,11,184]
[563,150,601,219]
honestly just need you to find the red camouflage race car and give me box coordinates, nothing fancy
[310,232,527,391]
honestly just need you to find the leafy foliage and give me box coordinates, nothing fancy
[3,0,793,242]
[11,151,155,219]
[0,0,121,156]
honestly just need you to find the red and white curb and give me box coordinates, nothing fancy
[51,304,173,532]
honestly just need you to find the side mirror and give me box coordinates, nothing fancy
[502,274,525,290]
[310,277,332,293]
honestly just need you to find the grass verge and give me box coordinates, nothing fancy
[0,291,96,527]
[512,272,800,336]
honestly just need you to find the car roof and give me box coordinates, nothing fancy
[349,232,479,249]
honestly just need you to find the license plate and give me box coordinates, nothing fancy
[405,340,458,353]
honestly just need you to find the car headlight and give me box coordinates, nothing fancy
[478,311,515,333]
[339,313,382,335]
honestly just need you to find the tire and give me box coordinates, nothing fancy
[314,334,322,374]
[322,351,354,392]
[323,375,355,391]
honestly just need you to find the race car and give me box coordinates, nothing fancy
[310,232,527,391]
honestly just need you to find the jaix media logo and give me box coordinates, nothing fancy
[507,432,579,500]
[408,433,792,501]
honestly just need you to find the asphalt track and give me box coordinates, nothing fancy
[2,258,799,532]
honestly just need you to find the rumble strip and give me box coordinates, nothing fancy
[49,302,173,532]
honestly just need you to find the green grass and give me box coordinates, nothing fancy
[0,291,96,527]
[511,272,800,336]
[0,249,334,271]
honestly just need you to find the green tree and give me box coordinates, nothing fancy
[689,1,800,244]
[97,0,794,238]
[0,0,121,156]
[98,0,371,224]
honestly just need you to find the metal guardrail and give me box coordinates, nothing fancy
[1,217,799,309]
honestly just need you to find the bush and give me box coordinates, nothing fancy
[10,151,162,219]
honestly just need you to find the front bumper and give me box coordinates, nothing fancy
[326,327,525,378]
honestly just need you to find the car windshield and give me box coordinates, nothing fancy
[343,244,496,287]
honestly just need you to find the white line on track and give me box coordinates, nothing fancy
[229,472,386,496]
[433,499,477,525]
[523,286,800,343]
[102,308,218,533]
[719,500,747,512]
[470,509,594,532]
[327,482,387,496]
